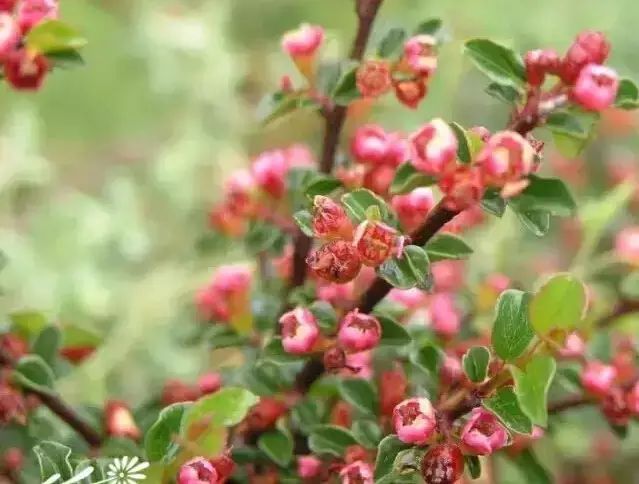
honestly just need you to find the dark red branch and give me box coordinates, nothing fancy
[0,349,103,448]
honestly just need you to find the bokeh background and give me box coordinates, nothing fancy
[1,0,638,481]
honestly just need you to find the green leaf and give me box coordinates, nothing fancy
[246,220,285,255]
[410,343,443,374]
[425,233,473,262]
[26,20,87,54]
[13,355,55,393]
[207,325,249,350]
[341,188,390,223]
[510,449,552,484]
[551,132,588,158]
[546,110,597,139]
[511,207,550,237]
[308,425,357,457]
[485,82,520,104]
[389,162,436,195]
[339,378,378,416]
[309,300,338,333]
[378,28,407,58]
[615,78,639,110]
[621,271,639,300]
[378,315,412,347]
[465,455,482,479]
[352,419,383,448]
[462,346,490,383]
[483,387,533,434]
[47,49,85,69]
[60,324,101,347]
[262,337,303,364]
[377,245,431,290]
[291,400,323,435]
[464,39,526,88]
[481,189,507,217]
[305,175,342,198]
[449,122,472,164]
[33,441,74,481]
[258,429,294,467]
[257,92,316,125]
[491,290,535,361]
[374,435,411,480]
[316,61,342,96]
[145,402,190,462]
[32,326,61,367]
[333,65,361,106]
[509,176,576,217]
[10,311,48,339]
[512,355,556,427]
[293,210,314,237]
[529,274,587,335]
[414,18,443,36]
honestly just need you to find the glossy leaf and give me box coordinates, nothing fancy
[491,290,535,361]
[333,65,361,106]
[33,441,74,482]
[483,387,533,434]
[309,300,338,333]
[378,315,412,347]
[26,20,87,54]
[377,245,431,290]
[512,355,556,427]
[481,189,507,217]
[462,346,490,383]
[389,162,436,195]
[291,400,323,435]
[509,176,576,217]
[374,435,411,480]
[245,220,284,255]
[425,233,473,262]
[32,326,61,367]
[464,39,526,88]
[485,82,520,104]
[293,209,314,237]
[341,188,390,223]
[378,28,407,58]
[529,274,587,335]
[465,455,481,479]
[145,402,190,462]
[414,18,443,36]
[352,419,383,448]
[511,207,550,237]
[615,78,639,110]
[10,311,48,339]
[449,122,472,164]
[258,429,293,467]
[13,355,55,393]
[262,338,303,364]
[305,174,342,198]
[258,92,316,125]
[410,343,443,375]
[339,378,378,416]
[308,425,357,457]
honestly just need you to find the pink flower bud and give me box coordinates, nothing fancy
[626,382,639,415]
[350,125,390,164]
[3,49,48,90]
[420,443,464,484]
[561,30,610,84]
[339,461,374,484]
[342,350,373,379]
[469,125,491,142]
[477,131,535,187]
[428,293,461,338]
[104,400,141,441]
[403,34,438,76]
[178,457,218,484]
[225,169,256,216]
[317,281,354,305]
[440,354,463,385]
[392,187,435,233]
[356,59,392,98]
[524,49,560,86]
[338,309,381,352]
[409,119,458,175]
[307,240,362,283]
[438,165,485,211]
[312,195,354,240]
[252,149,288,198]
[279,307,320,354]
[16,0,58,33]
[281,23,324,57]
[197,373,222,395]
[0,13,18,60]
[558,332,586,359]
[389,287,427,309]
[615,226,639,265]
[582,361,618,398]
[432,260,465,292]
[392,397,437,445]
[393,77,428,109]
[379,367,408,416]
[285,143,315,167]
[161,379,199,406]
[363,164,395,196]
[461,407,509,455]
[353,220,398,267]
[571,64,619,111]
[297,455,321,479]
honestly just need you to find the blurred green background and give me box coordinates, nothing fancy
[0,0,638,480]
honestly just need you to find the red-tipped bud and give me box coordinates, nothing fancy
[104,400,141,441]
[356,60,392,98]
[197,373,222,395]
[307,240,362,283]
[279,307,320,354]
[281,23,324,57]
[178,457,218,484]
[312,195,354,240]
[353,220,398,267]
[420,443,464,484]
[571,64,619,111]
[297,455,321,479]
[602,387,631,427]
[438,165,485,211]
[393,77,428,109]
[581,361,618,398]
[323,346,347,372]
[524,49,560,86]
[392,397,437,445]
[4,49,48,90]
[392,187,435,233]
[409,118,458,175]
[561,30,610,84]
[363,164,396,196]
[477,131,535,188]
[379,367,408,416]
[403,34,438,76]
[339,461,373,484]
[245,397,287,432]
[338,310,381,352]
[460,408,509,455]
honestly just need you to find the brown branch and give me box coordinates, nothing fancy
[597,300,639,329]
[0,349,103,448]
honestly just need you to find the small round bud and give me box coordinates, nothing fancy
[356,59,392,98]
[439,354,463,385]
[0,0,16,13]
[561,30,610,84]
[403,34,438,76]
[420,443,464,484]
[558,332,586,359]
[363,164,396,196]
[379,367,408,416]
[197,372,222,395]
[178,457,218,484]
[438,165,485,211]
[581,361,618,398]
[245,397,287,432]
[392,397,437,445]
[615,226,639,266]
[4,49,48,91]
[252,149,288,199]
[224,169,256,217]
[428,293,461,338]
[210,453,234,482]
[461,408,509,455]
[392,187,435,233]
[524,49,560,86]
[0,383,26,425]
[393,77,428,109]
[353,220,398,267]
[279,307,320,355]
[281,23,324,57]
[312,195,354,240]
[339,460,374,484]
[161,379,200,406]
[571,64,619,111]
[338,310,382,352]
[104,400,141,441]
[350,125,390,165]
[323,346,347,372]
[409,118,458,175]
[0,333,28,360]
[477,131,536,187]
[307,240,362,283]
[297,455,321,479]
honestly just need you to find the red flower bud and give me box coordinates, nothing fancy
[330,400,352,428]
[178,457,218,484]
[428,293,461,338]
[403,35,438,76]
[297,455,321,479]
[59,345,95,364]
[307,240,362,283]
[363,164,396,196]
[197,372,222,395]
[409,119,458,175]
[581,361,617,398]
[602,387,631,427]
[104,400,141,441]
[356,60,392,98]
[350,125,389,164]
[210,453,235,483]
[438,165,485,211]
[440,354,463,385]
[16,0,58,34]
[323,346,347,372]
[393,77,428,109]
[245,397,287,432]
[392,187,435,233]
[524,49,560,86]
[392,397,437,445]
[281,23,324,57]
[338,310,381,352]
[379,367,408,416]
[560,30,610,84]
[4,49,48,90]
[460,408,509,455]
[161,379,200,406]
[353,220,398,267]
[279,307,320,354]
[339,460,373,484]
[312,195,354,240]
[0,0,16,13]
[420,443,464,484]
[477,131,535,188]
[571,64,619,111]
